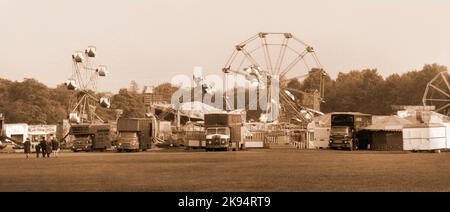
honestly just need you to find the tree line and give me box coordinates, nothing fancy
[0,63,447,124]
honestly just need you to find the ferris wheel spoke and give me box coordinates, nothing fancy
[424,99,450,102]
[280,50,308,77]
[248,46,263,54]
[238,34,259,46]
[292,36,310,48]
[429,84,450,99]
[274,38,289,75]
[261,36,274,73]
[286,45,304,56]
[311,52,323,69]
[440,72,450,93]
[302,58,311,73]
[435,103,450,113]
[224,50,238,68]
[71,95,86,113]
[241,48,264,71]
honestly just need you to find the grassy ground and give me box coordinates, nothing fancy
[1,149,450,192]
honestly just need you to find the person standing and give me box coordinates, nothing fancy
[51,136,60,158]
[35,140,41,158]
[45,138,52,158]
[23,138,31,159]
[40,137,48,158]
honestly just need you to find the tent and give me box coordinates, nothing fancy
[403,123,447,151]
[365,116,413,131]
[363,116,413,151]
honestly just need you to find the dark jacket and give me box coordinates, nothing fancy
[46,141,52,154]
[51,139,60,150]
[35,143,41,152]
[40,140,47,152]
[24,140,31,153]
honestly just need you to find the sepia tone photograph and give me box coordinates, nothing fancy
[1,0,450,198]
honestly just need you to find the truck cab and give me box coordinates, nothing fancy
[72,135,93,152]
[116,118,153,152]
[204,112,244,152]
[117,132,139,152]
[205,127,231,151]
[329,113,372,150]
[329,126,354,149]
[70,124,112,152]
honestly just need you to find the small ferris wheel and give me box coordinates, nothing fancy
[65,46,111,124]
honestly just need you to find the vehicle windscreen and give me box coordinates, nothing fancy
[331,115,354,126]
[119,132,137,138]
[74,136,91,144]
[331,127,349,135]
[207,128,229,135]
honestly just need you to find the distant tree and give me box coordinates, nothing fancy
[2,78,67,124]
[153,83,179,99]
[320,69,385,114]
[111,89,145,118]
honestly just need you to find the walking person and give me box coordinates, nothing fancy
[23,138,31,159]
[51,136,60,158]
[40,137,48,158]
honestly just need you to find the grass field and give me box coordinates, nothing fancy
[1,149,450,192]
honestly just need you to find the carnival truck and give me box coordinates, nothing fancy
[116,118,153,152]
[204,112,244,151]
[329,112,372,150]
[71,124,112,152]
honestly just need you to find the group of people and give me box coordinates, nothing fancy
[23,136,60,159]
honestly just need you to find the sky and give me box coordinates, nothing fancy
[1,0,450,92]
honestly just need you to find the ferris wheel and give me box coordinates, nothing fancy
[423,71,450,115]
[65,46,111,124]
[222,32,327,123]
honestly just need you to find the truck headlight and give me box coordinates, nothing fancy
[207,141,212,145]
[221,140,226,144]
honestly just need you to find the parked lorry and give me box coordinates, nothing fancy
[329,112,372,150]
[70,124,112,152]
[116,118,153,152]
[204,112,244,151]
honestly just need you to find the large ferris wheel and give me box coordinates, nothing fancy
[222,32,327,123]
[423,71,450,115]
[65,46,110,124]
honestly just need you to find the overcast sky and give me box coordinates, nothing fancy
[1,0,449,92]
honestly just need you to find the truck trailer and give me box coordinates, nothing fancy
[70,124,112,152]
[204,112,244,151]
[116,118,153,152]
